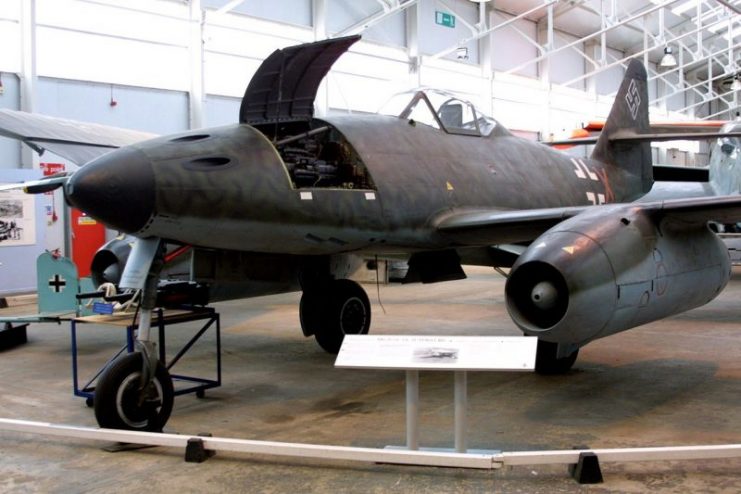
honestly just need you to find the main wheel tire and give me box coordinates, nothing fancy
[314,279,371,354]
[94,352,174,432]
[299,291,326,337]
[534,340,579,375]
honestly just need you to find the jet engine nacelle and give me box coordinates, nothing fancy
[505,206,730,346]
[90,235,133,287]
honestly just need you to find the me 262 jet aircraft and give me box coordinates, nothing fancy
[3,35,741,432]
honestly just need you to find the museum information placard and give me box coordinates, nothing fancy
[335,335,537,371]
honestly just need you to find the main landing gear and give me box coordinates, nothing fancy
[300,279,371,354]
[298,277,579,376]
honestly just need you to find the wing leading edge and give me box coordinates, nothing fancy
[437,195,741,246]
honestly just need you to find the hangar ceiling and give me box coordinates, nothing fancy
[203,0,741,119]
[485,0,741,119]
[492,0,740,77]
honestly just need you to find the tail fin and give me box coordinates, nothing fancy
[591,59,652,198]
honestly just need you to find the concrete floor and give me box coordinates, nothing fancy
[2,266,741,492]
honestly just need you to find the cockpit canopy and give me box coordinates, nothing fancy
[378,89,508,138]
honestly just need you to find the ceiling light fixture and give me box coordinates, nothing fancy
[732,75,741,91]
[660,46,678,67]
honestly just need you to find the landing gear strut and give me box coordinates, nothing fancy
[535,339,579,375]
[300,279,371,354]
[93,238,175,431]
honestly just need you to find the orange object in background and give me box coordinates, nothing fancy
[553,128,590,150]
[583,120,726,132]
[70,208,105,278]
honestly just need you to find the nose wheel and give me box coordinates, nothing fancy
[94,351,174,432]
[300,279,371,354]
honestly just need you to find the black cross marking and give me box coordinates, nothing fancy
[49,274,66,293]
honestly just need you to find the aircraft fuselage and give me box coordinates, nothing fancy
[67,115,638,256]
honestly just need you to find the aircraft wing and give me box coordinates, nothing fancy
[437,195,741,246]
[0,109,157,164]
[436,206,588,245]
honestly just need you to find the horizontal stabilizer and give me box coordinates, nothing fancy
[545,136,599,146]
[546,130,741,147]
[610,130,741,143]
[653,165,709,182]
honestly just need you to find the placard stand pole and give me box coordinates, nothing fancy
[454,371,467,453]
[406,370,419,450]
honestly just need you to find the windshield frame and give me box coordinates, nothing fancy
[391,90,493,137]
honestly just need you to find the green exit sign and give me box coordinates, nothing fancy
[435,11,455,28]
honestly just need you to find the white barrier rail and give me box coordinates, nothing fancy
[4,418,741,472]
[502,444,741,465]
[0,418,495,470]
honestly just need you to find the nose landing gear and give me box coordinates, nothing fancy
[93,351,174,431]
[93,238,174,432]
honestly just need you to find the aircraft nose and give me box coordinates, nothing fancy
[66,146,155,233]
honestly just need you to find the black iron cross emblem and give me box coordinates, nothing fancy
[48,274,66,293]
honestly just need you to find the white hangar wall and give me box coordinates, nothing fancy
[0,74,21,168]
[37,79,189,135]
[0,0,701,153]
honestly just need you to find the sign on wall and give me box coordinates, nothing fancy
[435,11,456,28]
[0,188,36,247]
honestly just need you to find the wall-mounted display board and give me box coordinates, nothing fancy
[0,170,45,295]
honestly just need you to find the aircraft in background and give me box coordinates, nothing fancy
[546,115,741,202]
[2,35,741,432]
[553,119,726,148]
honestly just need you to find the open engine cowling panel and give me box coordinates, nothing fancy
[253,119,376,191]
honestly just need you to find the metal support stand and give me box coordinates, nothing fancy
[71,308,221,401]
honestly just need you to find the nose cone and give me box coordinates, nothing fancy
[67,146,155,233]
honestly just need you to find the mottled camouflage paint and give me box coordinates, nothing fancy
[113,111,644,259]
